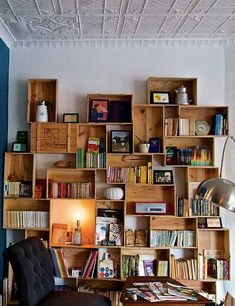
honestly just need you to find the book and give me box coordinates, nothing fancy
[167,282,197,301]
[143,260,155,276]
[135,229,147,247]
[51,223,68,245]
[157,260,168,276]
[147,282,187,301]
[90,100,108,122]
[87,137,100,153]
[82,251,93,278]
[95,217,117,245]
[84,251,98,278]
[50,249,61,277]
[109,223,123,246]
[97,208,123,222]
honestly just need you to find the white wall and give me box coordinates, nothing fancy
[224,46,235,297]
[9,47,225,143]
[8,46,231,299]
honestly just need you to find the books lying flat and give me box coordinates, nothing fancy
[167,282,197,301]
[129,282,191,302]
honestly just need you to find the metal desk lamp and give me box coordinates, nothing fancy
[196,136,235,213]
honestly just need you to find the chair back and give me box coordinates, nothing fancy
[3,237,55,306]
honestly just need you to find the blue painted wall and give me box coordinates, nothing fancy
[0,38,9,287]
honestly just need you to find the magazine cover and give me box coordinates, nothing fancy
[167,282,197,301]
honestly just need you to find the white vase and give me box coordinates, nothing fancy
[138,143,150,153]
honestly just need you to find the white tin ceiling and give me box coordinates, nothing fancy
[1,0,235,47]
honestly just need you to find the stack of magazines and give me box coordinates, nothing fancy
[125,281,197,302]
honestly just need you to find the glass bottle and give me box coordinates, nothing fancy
[73,220,82,245]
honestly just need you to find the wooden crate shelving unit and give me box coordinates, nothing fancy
[3,79,231,302]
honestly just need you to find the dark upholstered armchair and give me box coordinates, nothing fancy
[3,237,111,306]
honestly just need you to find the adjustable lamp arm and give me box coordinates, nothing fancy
[220,136,235,178]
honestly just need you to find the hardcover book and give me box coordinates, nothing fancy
[51,223,68,245]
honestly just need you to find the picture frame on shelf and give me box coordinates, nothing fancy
[63,113,79,123]
[90,99,108,122]
[110,130,131,153]
[150,91,170,104]
[205,217,222,229]
[12,142,27,152]
[153,170,173,184]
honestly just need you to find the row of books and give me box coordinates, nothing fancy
[165,115,228,136]
[107,163,152,184]
[82,250,98,278]
[122,255,157,277]
[4,210,49,229]
[189,198,219,216]
[4,180,32,197]
[150,230,195,247]
[179,146,212,166]
[165,118,197,136]
[213,113,228,135]
[198,253,229,280]
[50,248,69,278]
[48,181,94,199]
[76,149,106,168]
[170,255,197,280]
[166,146,212,166]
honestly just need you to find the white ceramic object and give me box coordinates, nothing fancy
[104,187,124,200]
[36,101,48,122]
[138,143,150,153]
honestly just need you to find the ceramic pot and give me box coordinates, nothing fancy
[138,143,150,153]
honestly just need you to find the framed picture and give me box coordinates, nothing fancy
[63,113,79,123]
[110,130,131,153]
[12,142,27,152]
[205,217,222,229]
[90,99,108,122]
[153,170,173,184]
[150,91,170,104]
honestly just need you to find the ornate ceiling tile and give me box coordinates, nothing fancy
[1,0,235,47]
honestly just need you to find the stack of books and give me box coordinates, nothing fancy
[5,210,49,229]
[150,229,195,247]
[49,181,94,199]
[50,248,69,278]
[170,255,197,280]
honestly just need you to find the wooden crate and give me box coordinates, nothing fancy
[147,77,197,105]
[27,79,58,123]
[87,94,133,123]
[30,123,78,153]
[133,104,164,152]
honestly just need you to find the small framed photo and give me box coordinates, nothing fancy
[153,170,173,184]
[90,100,108,122]
[12,142,27,152]
[63,113,79,123]
[205,217,222,229]
[150,91,170,104]
[110,130,131,153]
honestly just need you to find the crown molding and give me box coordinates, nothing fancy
[0,20,15,48]
[11,38,235,49]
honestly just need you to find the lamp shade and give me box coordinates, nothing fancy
[196,178,235,213]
